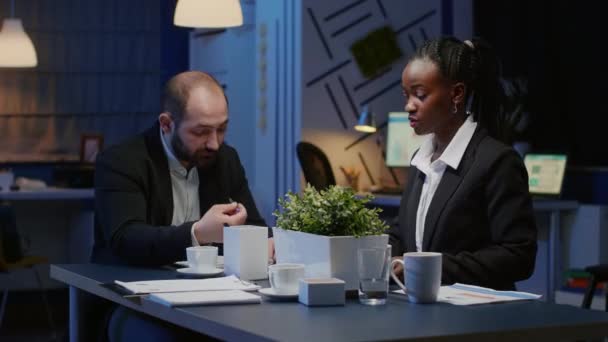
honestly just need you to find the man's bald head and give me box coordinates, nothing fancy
[162,71,226,124]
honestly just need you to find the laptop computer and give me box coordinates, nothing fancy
[523,153,568,199]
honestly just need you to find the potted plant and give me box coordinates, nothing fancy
[272,185,389,290]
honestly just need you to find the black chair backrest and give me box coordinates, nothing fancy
[53,164,95,188]
[0,204,23,263]
[296,142,336,190]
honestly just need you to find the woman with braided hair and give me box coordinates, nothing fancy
[388,37,537,290]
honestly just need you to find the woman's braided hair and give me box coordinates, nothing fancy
[411,36,510,143]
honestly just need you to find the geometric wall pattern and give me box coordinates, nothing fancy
[302,0,443,190]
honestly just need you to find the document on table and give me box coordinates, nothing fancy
[393,283,541,305]
[148,290,261,307]
[115,275,260,295]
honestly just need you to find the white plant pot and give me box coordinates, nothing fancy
[272,227,389,291]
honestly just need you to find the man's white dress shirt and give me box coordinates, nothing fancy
[160,128,201,246]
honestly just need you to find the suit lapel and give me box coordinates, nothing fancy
[422,168,462,250]
[421,127,487,251]
[198,145,228,212]
[406,170,424,252]
[198,168,219,211]
[144,123,174,225]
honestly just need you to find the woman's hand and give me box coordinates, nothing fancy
[391,256,404,277]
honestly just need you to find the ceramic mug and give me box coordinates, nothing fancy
[390,252,442,303]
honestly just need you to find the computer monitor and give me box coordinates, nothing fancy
[385,112,426,167]
[523,153,567,196]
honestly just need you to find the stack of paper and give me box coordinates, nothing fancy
[115,275,260,295]
[437,283,541,305]
[393,283,541,305]
[148,290,261,307]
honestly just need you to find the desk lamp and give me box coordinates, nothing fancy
[354,105,377,133]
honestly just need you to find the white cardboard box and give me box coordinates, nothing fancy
[223,225,268,280]
[298,278,345,306]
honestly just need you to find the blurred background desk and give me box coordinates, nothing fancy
[532,200,578,303]
[364,193,401,207]
[0,188,94,201]
[364,193,579,303]
[0,188,94,289]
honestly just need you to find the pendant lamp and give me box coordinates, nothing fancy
[174,0,243,28]
[0,0,37,67]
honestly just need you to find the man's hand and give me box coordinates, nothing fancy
[268,238,275,264]
[193,202,247,244]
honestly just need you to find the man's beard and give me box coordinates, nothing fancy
[171,133,218,169]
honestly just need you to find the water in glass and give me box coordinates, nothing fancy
[358,246,390,305]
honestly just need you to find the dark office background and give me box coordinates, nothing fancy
[474,0,606,167]
[1,1,606,340]
[2,0,606,202]
[0,0,189,186]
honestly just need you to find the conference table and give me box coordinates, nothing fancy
[51,263,608,342]
[366,194,579,304]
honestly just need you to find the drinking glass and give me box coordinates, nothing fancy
[358,245,391,305]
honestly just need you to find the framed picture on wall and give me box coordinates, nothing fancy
[80,134,104,164]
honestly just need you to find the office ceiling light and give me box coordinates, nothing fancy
[174,0,243,28]
[354,105,377,133]
[0,0,37,67]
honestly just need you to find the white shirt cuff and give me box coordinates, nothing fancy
[191,223,200,246]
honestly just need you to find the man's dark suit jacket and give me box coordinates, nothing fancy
[388,127,537,290]
[92,122,267,266]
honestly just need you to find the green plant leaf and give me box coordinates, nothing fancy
[273,184,389,236]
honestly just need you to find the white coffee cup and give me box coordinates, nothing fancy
[268,263,305,295]
[390,252,442,303]
[186,246,218,271]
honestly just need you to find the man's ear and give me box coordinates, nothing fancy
[158,112,173,134]
[451,82,466,106]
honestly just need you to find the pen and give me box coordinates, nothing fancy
[228,197,241,213]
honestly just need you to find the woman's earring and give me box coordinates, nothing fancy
[452,103,458,114]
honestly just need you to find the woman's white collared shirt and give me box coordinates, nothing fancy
[409,115,477,252]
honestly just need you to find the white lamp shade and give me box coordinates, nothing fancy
[174,0,243,28]
[0,18,37,67]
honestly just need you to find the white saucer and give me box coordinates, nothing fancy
[176,267,224,277]
[258,287,298,299]
[175,256,224,268]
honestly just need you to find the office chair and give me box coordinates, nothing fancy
[0,204,56,338]
[296,142,336,190]
[52,163,95,188]
[581,264,608,311]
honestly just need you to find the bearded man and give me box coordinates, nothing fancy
[92,70,273,266]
